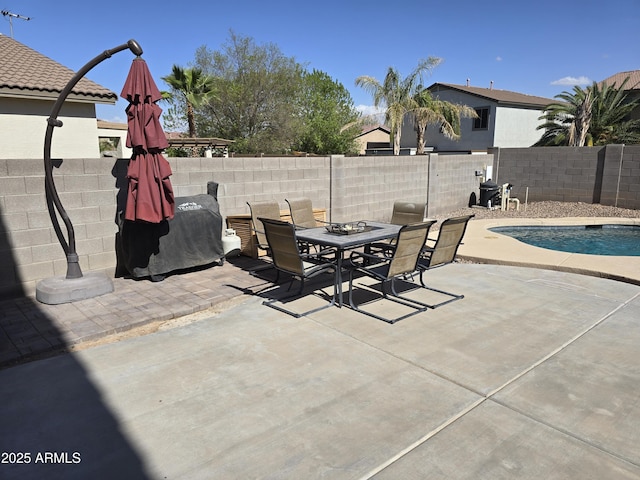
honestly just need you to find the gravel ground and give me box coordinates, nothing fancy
[432,201,640,227]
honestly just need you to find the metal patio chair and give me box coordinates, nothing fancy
[347,222,433,324]
[259,217,337,318]
[247,200,281,275]
[368,201,428,256]
[285,198,328,229]
[417,214,474,308]
[285,197,331,258]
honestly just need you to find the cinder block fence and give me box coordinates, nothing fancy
[2,145,638,298]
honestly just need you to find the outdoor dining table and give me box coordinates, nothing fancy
[295,221,402,307]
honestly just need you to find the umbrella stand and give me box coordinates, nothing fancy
[36,39,143,304]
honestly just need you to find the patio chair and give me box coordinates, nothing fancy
[259,217,337,318]
[247,200,281,274]
[347,222,432,324]
[368,201,428,256]
[389,201,428,224]
[285,197,331,257]
[416,214,474,308]
[285,198,328,229]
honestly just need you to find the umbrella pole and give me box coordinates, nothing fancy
[37,40,143,305]
[43,39,143,280]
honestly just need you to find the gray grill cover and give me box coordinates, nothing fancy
[117,190,223,279]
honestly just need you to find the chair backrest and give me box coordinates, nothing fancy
[247,201,281,248]
[428,215,474,267]
[285,198,317,229]
[390,201,427,225]
[387,221,435,278]
[259,217,304,276]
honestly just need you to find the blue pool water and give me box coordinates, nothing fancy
[489,225,640,256]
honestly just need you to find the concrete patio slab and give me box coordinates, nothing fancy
[494,298,640,466]
[372,401,640,479]
[1,264,639,479]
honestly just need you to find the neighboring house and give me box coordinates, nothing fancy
[97,120,132,158]
[599,70,640,121]
[355,124,390,155]
[400,82,555,153]
[0,34,117,160]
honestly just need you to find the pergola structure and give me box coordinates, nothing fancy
[167,137,234,157]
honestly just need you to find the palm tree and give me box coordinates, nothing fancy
[162,65,217,138]
[355,58,442,155]
[535,78,640,146]
[589,79,640,145]
[411,86,478,154]
[535,85,593,146]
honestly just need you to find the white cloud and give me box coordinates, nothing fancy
[496,56,502,62]
[356,104,384,116]
[356,104,386,123]
[550,76,592,86]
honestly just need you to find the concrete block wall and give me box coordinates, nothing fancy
[329,155,430,223]
[618,147,640,208]
[493,146,600,203]
[599,144,640,209]
[426,154,492,217]
[0,155,334,298]
[114,156,332,220]
[493,145,640,209]
[0,157,122,299]
[3,147,635,298]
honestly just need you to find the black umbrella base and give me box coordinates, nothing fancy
[36,272,114,305]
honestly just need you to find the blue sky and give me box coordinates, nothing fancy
[3,0,639,125]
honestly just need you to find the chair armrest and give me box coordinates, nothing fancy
[316,246,337,256]
[367,240,395,257]
[300,246,337,262]
[348,250,389,268]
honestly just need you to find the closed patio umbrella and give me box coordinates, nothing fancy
[121,57,174,223]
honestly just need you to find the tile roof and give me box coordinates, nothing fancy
[0,34,117,104]
[428,82,555,108]
[359,124,390,136]
[599,70,640,90]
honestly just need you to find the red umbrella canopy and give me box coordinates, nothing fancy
[121,58,169,151]
[121,58,174,223]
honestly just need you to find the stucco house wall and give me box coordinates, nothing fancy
[493,106,545,147]
[97,120,132,158]
[0,97,101,160]
[0,35,117,161]
[399,88,493,152]
[400,83,552,152]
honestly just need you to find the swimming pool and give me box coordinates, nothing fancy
[489,225,640,256]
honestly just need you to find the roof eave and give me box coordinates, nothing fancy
[0,88,117,105]
[496,101,549,109]
[428,82,552,108]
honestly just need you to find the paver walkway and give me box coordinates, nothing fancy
[0,256,266,368]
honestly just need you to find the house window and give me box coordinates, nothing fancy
[473,107,490,130]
